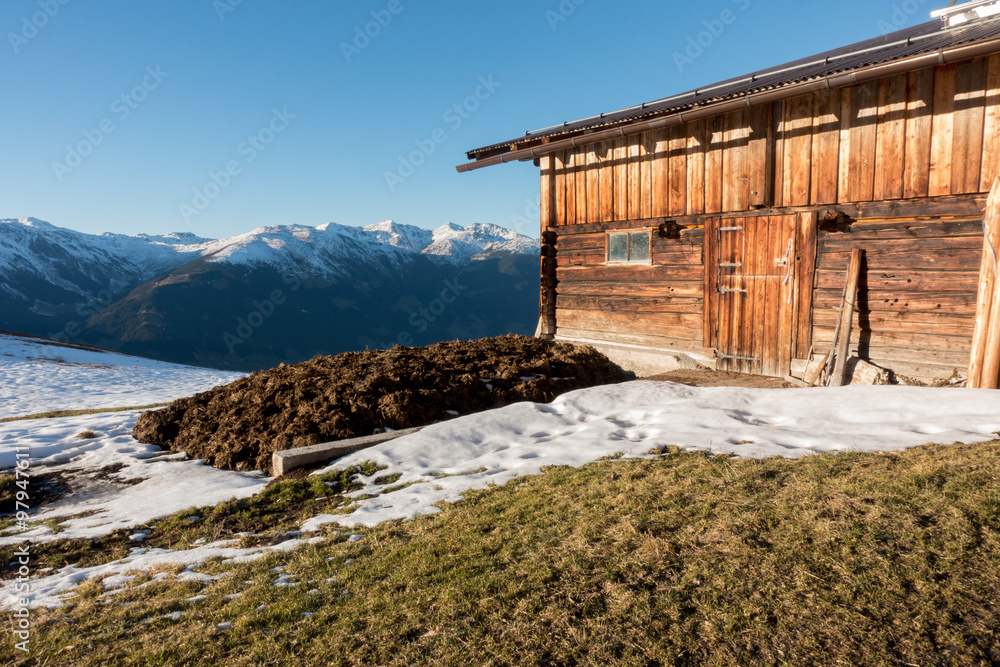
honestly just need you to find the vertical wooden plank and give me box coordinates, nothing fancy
[846,80,879,203]
[929,64,957,197]
[952,58,988,195]
[715,224,732,368]
[599,140,615,222]
[762,216,780,377]
[586,146,600,224]
[651,129,670,217]
[904,68,934,198]
[751,216,771,376]
[726,226,745,372]
[539,154,554,230]
[565,150,577,225]
[981,54,1000,192]
[575,148,589,223]
[794,212,818,359]
[781,94,814,206]
[717,223,733,366]
[640,131,656,219]
[772,101,786,208]
[687,119,708,215]
[970,178,1000,387]
[703,217,718,349]
[873,73,907,201]
[540,231,557,338]
[614,138,628,221]
[837,87,853,204]
[811,89,841,204]
[705,117,725,214]
[723,110,749,212]
[669,125,688,216]
[554,151,567,226]
[748,104,772,208]
[628,135,642,220]
[777,216,796,377]
[742,216,760,375]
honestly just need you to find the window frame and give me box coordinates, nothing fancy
[605,229,652,265]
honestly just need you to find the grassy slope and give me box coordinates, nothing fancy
[7,441,1000,666]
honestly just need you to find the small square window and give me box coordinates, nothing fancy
[608,233,629,262]
[607,231,650,264]
[628,232,650,262]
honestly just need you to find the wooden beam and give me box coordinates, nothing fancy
[969,177,1000,388]
[830,248,864,386]
[980,54,1000,192]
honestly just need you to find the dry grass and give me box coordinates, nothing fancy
[6,441,1000,666]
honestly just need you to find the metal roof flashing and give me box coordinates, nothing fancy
[459,13,1000,172]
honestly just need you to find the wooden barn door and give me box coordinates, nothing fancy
[712,215,800,377]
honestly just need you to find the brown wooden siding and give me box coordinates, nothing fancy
[810,215,983,380]
[553,224,706,352]
[541,56,1000,227]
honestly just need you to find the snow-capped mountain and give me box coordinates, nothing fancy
[1,217,536,277]
[0,218,541,371]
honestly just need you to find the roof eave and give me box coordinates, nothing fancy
[459,19,1000,172]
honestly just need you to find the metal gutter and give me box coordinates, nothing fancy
[456,34,1000,173]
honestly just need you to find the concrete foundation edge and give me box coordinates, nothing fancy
[555,336,714,378]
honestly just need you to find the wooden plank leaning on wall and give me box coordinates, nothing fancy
[968,177,1000,388]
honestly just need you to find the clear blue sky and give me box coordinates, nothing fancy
[1,0,937,240]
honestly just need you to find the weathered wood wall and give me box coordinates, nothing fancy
[540,55,1000,228]
[535,54,1000,381]
[811,215,984,381]
[552,220,707,354]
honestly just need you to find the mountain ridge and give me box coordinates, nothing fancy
[0,217,541,371]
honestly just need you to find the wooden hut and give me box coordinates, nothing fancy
[459,3,1000,384]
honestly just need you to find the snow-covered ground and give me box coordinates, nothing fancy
[0,332,241,419]
[305,381,1000,530]
[2,333,999,608]
[0,411,268,537]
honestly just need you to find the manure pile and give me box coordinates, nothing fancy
[132,336,630,473]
